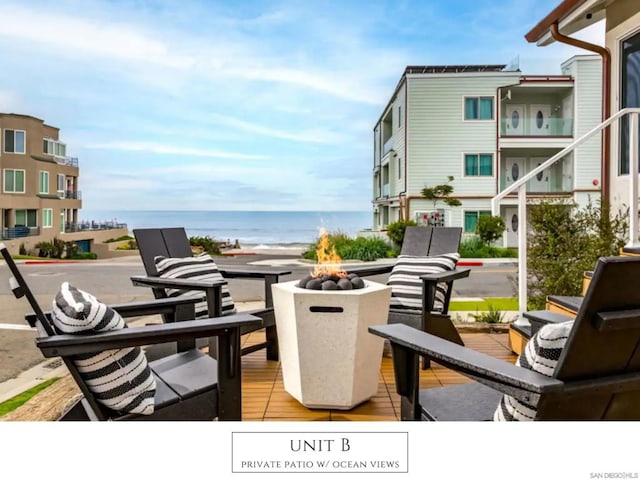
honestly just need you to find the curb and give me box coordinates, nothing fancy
[458,261,483,266]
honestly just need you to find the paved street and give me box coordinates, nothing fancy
[0,254,517,384]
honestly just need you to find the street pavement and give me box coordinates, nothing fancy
[0,253,517,397]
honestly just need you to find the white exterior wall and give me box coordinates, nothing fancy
[389,83,407,198]
[563,56,603,197]
[405,73,520,198]
[607,9,640,215]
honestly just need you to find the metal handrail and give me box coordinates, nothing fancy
[491,107,640,315]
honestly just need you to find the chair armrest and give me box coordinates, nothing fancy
[345,264,394,277]
[130,275,227,291]
[36,313,262,357]
[369,323,564,396]
[420,267,471,283]
[25,296,203,327]
[523,310,574,336]
[218,267,291,278]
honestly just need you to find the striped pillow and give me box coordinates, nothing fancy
[493,320,572,421]
[387,253,460,312]
[51,282,156,415]
[154,252,236,317]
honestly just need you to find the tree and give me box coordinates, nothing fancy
[527,199,628,309]
[476,215,506,245]
[421,176,462,209]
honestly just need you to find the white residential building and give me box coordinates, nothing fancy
[372,55,602,247]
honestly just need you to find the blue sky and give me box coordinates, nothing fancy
[0,0,604,211]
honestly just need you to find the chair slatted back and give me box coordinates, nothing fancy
[400,227,462,257]
[400,227,433,256]
[134,227,192,277]
[538,256,640,420]
[429,227,462,256]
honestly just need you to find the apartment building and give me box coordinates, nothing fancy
[0,113,127,255]
[372,55,602,247]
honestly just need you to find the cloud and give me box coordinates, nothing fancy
[84,142,271,161]
[0,4,192,69]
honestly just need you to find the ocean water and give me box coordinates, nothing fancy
[79,210,372,246]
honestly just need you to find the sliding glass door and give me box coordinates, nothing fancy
[620,30,640,174]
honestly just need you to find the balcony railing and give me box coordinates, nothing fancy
[1,226,40,240]
[383,138,394,156]
[500,117,573,136]
[54,155,79,167]
[500,163,572,192]
[65,221,127,233]
[65,190,82,200]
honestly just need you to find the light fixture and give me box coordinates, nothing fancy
[500,89,512,101]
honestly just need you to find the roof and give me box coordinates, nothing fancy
[404,64,508,74]
[525,0,606,45]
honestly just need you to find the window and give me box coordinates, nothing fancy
[464,211,491,233]
[57,174,65,198]
[60,211,65,233]
[15,209,38,227]
[620,30,640,175]
[3,169,25,193]
[39,171,50,194]
[4,129,26,153]
[398,106,402,128]
[43,209,53,228]
[464,154,493,176]
[398,157,402,179]
[43,138,66,157]
[464,96,494,120]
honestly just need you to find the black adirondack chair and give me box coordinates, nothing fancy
[348,227,469,368]
[130,227,291,360]
[1,243,261,421]
[370,255,640,421]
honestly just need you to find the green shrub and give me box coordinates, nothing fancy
[105,235,134,243]
[476,215,506,245]
[470,305,505,323]
[35,238,80,259]
[189,235,221,256]
[459,236,517,258]
[116,240,138,250]
[527,200,628,310]
[386,220,418,248]
[70,252,98,260]
[302,231,391,262]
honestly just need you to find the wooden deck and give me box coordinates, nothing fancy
[240,331,516,421]
[1,330,515,421]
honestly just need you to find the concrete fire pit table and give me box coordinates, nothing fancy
[271,279,391,410]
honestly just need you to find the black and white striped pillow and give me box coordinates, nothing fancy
[387,253,460,312]
[154,252,236,317]
[51,282,156,415]
[493,320,572,421]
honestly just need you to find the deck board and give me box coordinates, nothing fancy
[240,331,516,421]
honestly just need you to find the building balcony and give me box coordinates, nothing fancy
[65,190,82,200]
[500,161,572,193]
[500,117,573,137]
[54,155,79,167]
[1,226,40,240]
[66,220,127,232]
[383,137,394,156]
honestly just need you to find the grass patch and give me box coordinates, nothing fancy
[10,255,44,260]
[448,297,518,311]
[0,377,60,417]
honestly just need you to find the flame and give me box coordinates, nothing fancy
[312,229,348,278]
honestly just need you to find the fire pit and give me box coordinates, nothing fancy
[271,232,391,410]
